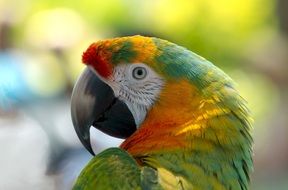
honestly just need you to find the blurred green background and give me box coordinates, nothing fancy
[0,0,287,189]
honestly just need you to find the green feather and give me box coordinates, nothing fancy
[73,148,164,190]
[72,148,141,190]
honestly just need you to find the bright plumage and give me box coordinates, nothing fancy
[71,35,253,190]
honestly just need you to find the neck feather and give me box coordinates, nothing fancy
[121,79,252,154]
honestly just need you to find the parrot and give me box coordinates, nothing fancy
[71,35,253,190]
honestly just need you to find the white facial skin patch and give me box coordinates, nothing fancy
[105,63,165,127]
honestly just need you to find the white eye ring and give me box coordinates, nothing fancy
[132,66,147,80]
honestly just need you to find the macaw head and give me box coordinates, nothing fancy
[71,35,252,158]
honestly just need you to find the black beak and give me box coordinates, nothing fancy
[71,67,136,155]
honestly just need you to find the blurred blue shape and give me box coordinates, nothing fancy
[0,52,34,110]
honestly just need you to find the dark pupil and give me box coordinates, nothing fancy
[133,67,146,79]
[137,69,143,76]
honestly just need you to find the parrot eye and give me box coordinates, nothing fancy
[132,66,147,80]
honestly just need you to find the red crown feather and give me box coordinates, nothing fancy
[82,43,112,78]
